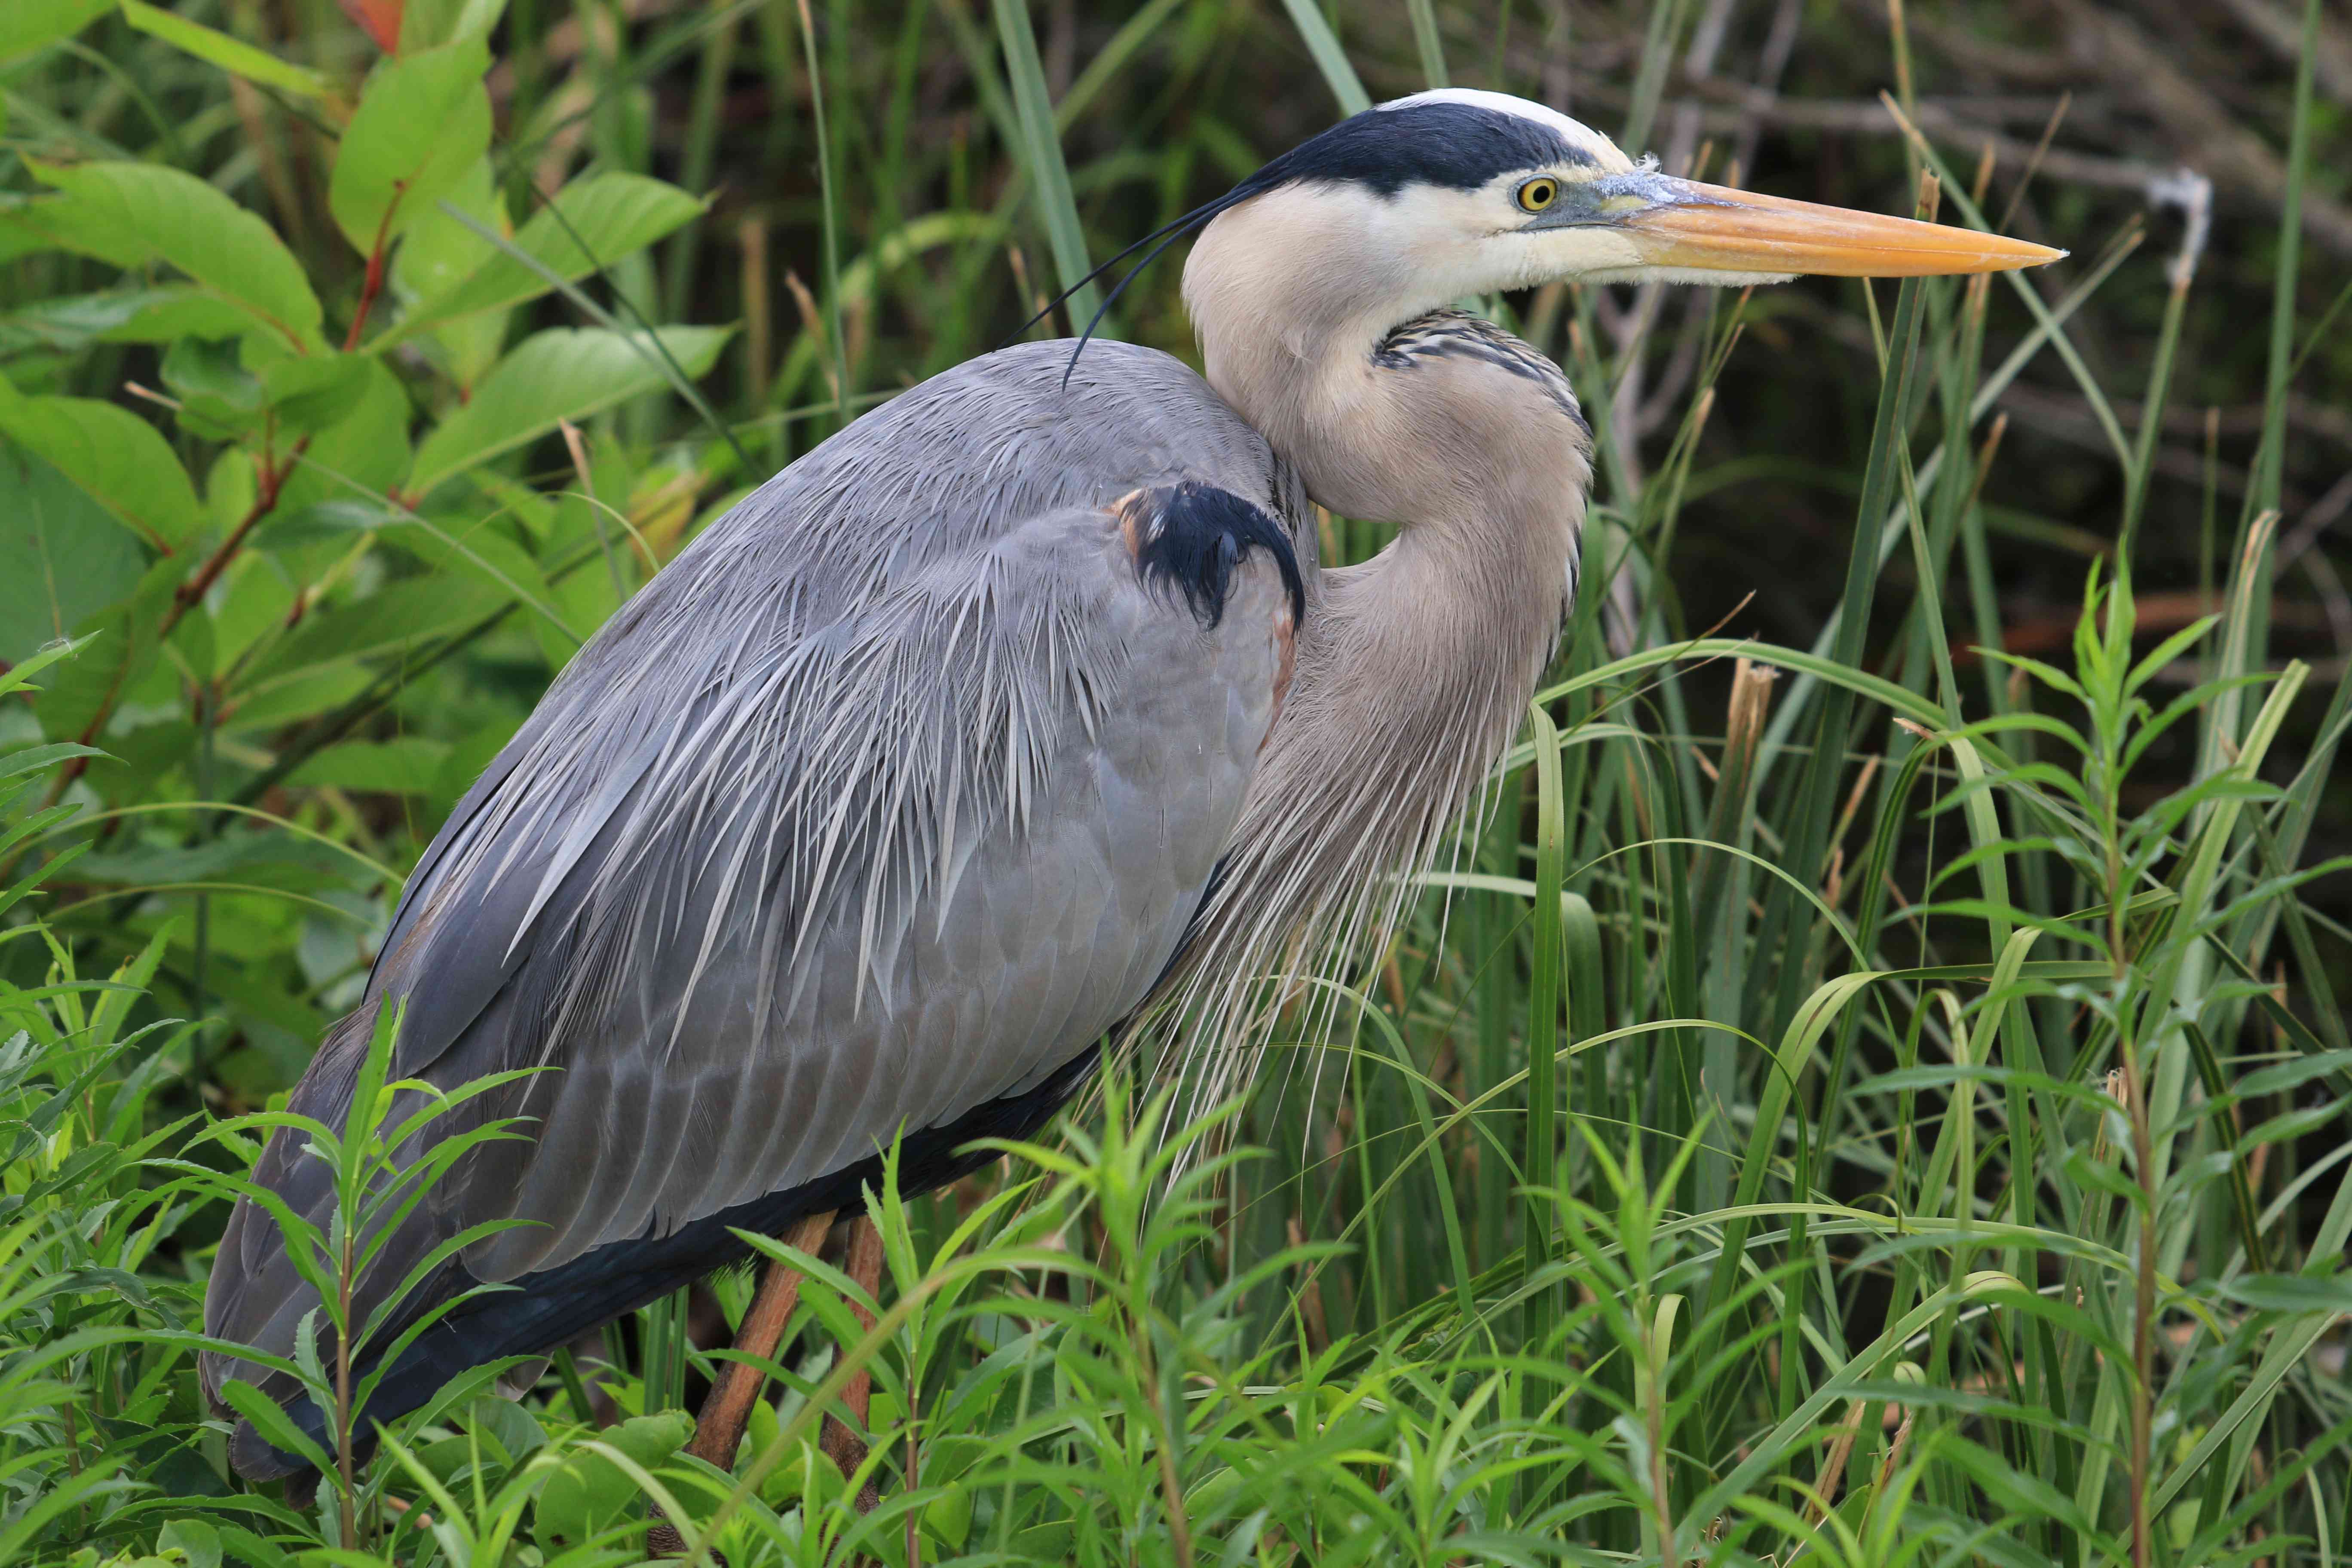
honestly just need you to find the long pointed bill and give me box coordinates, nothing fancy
[1620,179,2064,277]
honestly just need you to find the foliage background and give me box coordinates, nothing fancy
[0,0,2348,1562]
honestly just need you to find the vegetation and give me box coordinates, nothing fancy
[2,0,2347,1563]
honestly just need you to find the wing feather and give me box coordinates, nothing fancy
[204,341,1310,1415]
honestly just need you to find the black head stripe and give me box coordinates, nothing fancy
[1035,101,1586,379]
[1238,101,1589,199]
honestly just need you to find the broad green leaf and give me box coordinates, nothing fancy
[223,663,376,731]
[160,336,266,441]
[0,0,109,61]
[254,350,374,437]
[0,190,150,271]
[388,173,707,342]
[0,446,152,665]
[328,38,493,260]
[389,158,507,387]
[533,1412,693,1550]
[399,0,508,50]
[0,390,203,548]
[0,286,251,355]
[391,159,500,298]
[115,0,328,98]
[383,512,570,638]
[155,1520,223,1568]
[26,162,324,351]
[256,574,505,681]
[287,738,449,794]
[405,325,729,497]
[159,337,374,444]
[273,358,414,517]
[33,557,179,746]
[208,556,294,668]
[463,1394,547,1464]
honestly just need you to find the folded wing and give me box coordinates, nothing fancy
[201,341,1311,1470]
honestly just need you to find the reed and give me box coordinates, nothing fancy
[0,0,2344,1561]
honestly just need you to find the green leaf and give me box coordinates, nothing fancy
[115,0,328,98]
[273,358,414,518]
[391,159,500,304]
[464,1393,548,1464]
[214,1529,290,1568]
[0,0,109,61]
[26,162,324,351]
[0,190,152,272]
[1274,0,1373,113]
[389,172,707,342]
[328,38,493,260]
[0,445,154,666]
[2238,1098,2346,1151]
[0,392,203,549]
[404,325,730,498]
[0,286,251,353]
[2236,1049,2352,1099]
[0,743,104,784]
[159,336,375,444]
[223,663,376,731]
[388,158,507,388]
[2213,1271,2352,1315]
[287,738,449,794]
[255,350,374,438]
[399,0,508,51]
[533,1412,694,1549]
[256,574,502,681]
[991,0,1095,323]
[160,336,266,441]
[383,513,570,638]
[156,1519,223,1568]
[214,1378,334,1478]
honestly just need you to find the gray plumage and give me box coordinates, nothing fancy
[204,343,1313,1464]
[203,84,2056,1478]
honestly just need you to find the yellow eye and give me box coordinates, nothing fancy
[1516,177,1560,213]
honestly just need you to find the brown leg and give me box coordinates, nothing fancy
[648,1209,836,1558]
[688,1209,838,1467]
[820,1214,885,1508]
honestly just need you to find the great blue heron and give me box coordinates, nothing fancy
[202,89,2057,1500]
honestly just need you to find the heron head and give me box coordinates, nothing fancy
[1184,89,2060,339]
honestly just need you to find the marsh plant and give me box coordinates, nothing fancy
[2,0,2346,1562]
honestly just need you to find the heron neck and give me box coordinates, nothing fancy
[1194,294,1590,761]
[1157,292,1589,1065]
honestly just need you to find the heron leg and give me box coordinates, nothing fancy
[647,1207,836,1558]
[819,1214,885,1511]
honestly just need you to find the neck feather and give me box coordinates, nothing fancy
[1158,205,1591,1096]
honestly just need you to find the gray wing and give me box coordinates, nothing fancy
[207,340,1307,1375]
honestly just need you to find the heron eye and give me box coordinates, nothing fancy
[1516,178,1560,213]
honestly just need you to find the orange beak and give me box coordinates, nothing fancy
[1617,179,2063,277]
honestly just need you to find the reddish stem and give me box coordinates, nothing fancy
[344,189,402,353]
[38,218,395,815]
[170,445,294,632]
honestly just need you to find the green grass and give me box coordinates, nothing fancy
[3,0,2349,1564]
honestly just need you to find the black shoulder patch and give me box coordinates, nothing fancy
[1122,481,1306,631]
[1237,101,1589,200]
